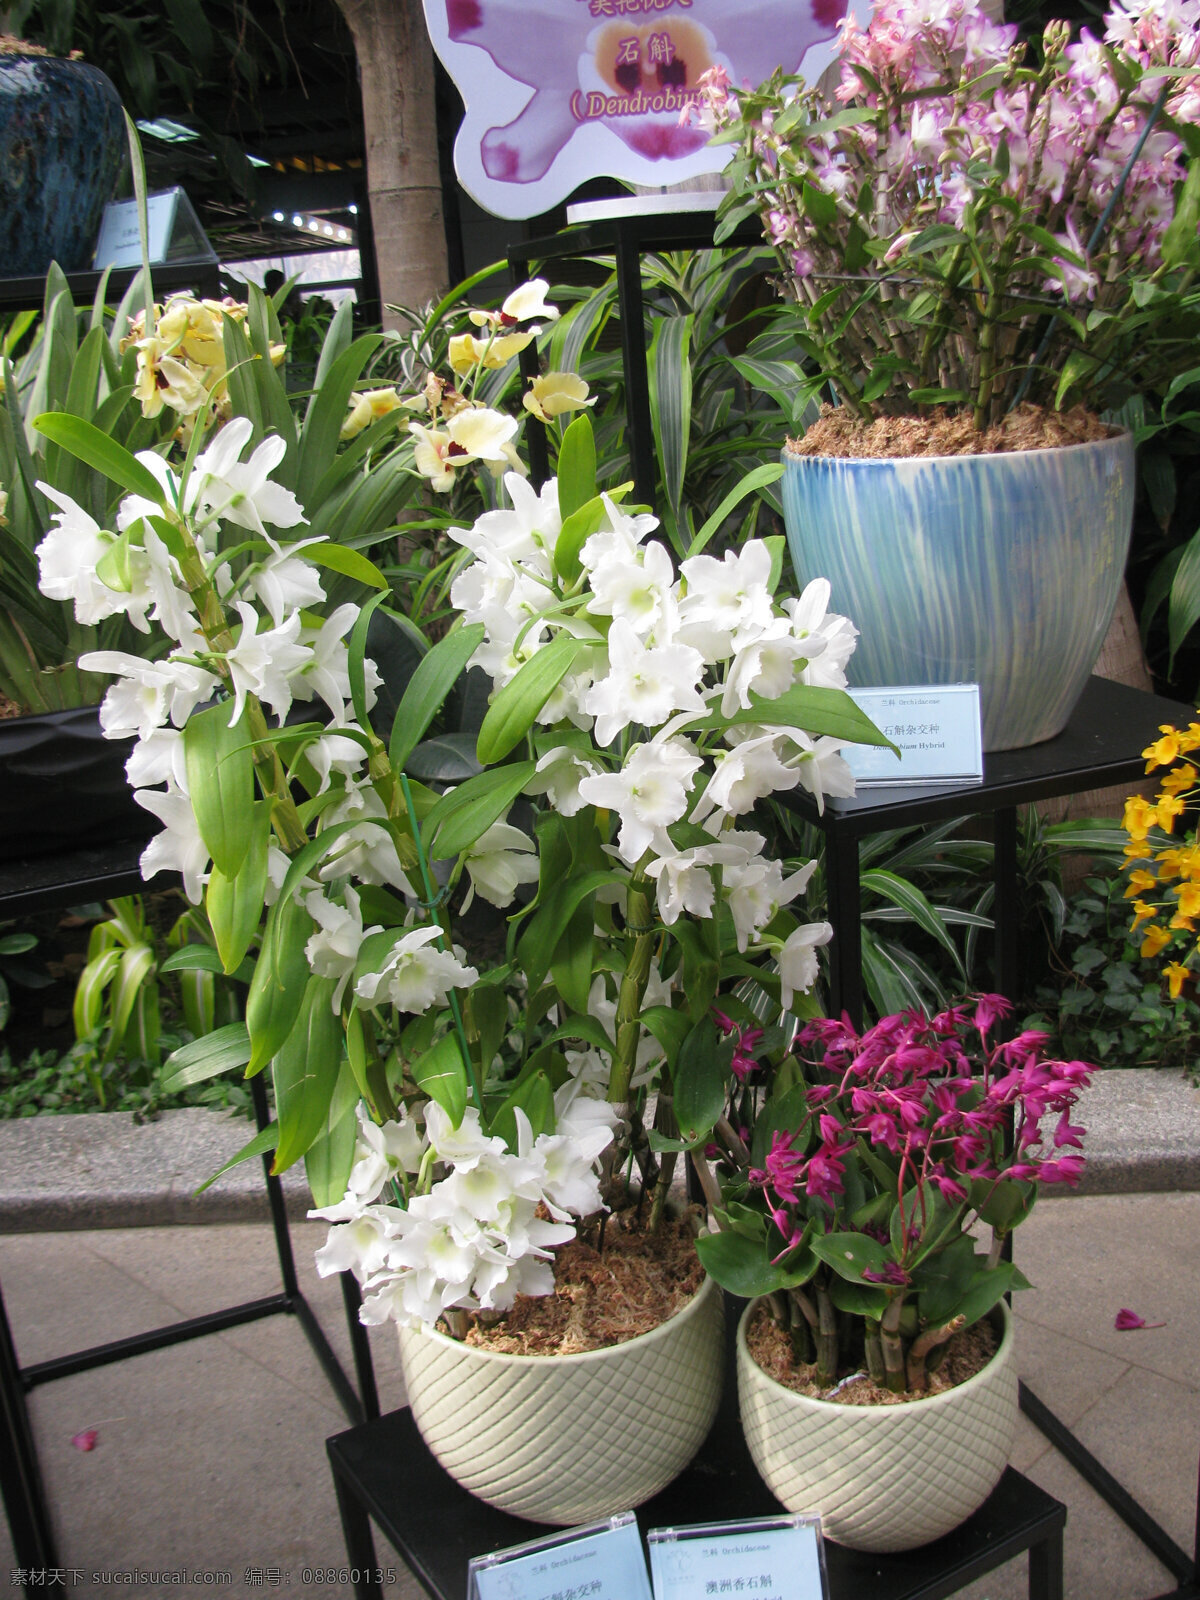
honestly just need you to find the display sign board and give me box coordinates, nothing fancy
[469,1514,654,1600]
[423,0,862,218]
[94,187,217,270]
[841,685,984,787]
[647,1515,828,1600]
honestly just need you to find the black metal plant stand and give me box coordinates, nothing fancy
[0,839,379,1589]
[327,1352,1067,1600]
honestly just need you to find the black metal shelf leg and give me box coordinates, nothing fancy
[824,832,863,1029]
[0,1278,58,1576]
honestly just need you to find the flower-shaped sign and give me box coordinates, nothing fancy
[424,0,855,217]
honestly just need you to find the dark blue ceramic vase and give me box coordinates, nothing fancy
[0,51,125,276]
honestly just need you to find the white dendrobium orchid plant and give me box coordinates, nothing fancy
[32,283,892,1335]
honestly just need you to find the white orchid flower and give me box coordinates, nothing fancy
[80,652,219,741]
[223,601,313,725]
[304,886,375,1010]
[576,736,703,865]
[677,541,776,660]
[778,921,834,1010]
[584,619,707,748]
[586,538,679,641]
[135,777,210,903]
[462,819,540,910]
[579,495,658,573]
[692,730,800,822]
[354,926,479,1014]
[188,419,307,535]
[721,618,811,717]
[244,535,327,625]
[525,745,600,815]
[645,845,720,924]
[34,486,121,625]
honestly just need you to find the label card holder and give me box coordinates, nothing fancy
[647,1515,829,1600]
[843,684,983,787]
[469,1512,654,1600]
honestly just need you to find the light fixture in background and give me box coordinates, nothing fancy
[270,209,358,246]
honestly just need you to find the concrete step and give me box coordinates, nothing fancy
[0,1067,1197,1231]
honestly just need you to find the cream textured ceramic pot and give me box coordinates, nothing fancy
[737,1298,1017,1552]
[398,1272,724,1525]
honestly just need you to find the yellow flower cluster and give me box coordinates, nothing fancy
[123,295,285,433]
[340,280,593,492]
[1121,719,1200,997]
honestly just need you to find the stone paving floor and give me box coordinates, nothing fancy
[0,1194,1197,1600]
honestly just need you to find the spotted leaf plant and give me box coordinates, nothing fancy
[32,285,892,1335]
[688,997,1094,1396]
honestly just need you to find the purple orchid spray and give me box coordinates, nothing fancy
[689,995,1095,1395]
[699,0,1200,427]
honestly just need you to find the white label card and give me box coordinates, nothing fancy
[842,684,983,787]
[470,1514,654,1600]
[93,191,178,268]
[647,1516,828,1600]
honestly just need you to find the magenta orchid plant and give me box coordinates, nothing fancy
[701,0,1200,427]
[689,996,1094,1395]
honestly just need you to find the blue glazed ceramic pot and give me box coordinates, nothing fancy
[0,52,125,276]
[781,430,1136,751]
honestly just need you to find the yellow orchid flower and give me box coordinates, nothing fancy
[523,372,594,423]
[341,387,405,441]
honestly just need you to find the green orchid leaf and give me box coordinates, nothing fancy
[389,623,484,773]
[674,1018,734,1143]
[272,976,343,1173]
[423,760,537,861]
[33,412,169,504]
[556,413,597,522]
[193,1125,278,1194]
[205,803,271,974]
[476,635,584,764]
[300,541,390,591]
[245,890,314,1076]
[160,1022,252,1093]
[811,1230,892,1285]
[411,1030,469,1126]
[183,700,256,880]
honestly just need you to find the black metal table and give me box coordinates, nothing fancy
[786,674,1195,1032]
[0,838,379,1594]
[326,1402,1066,1600]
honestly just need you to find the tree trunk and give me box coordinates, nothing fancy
[333,0,449,330]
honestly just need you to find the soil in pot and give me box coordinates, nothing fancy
[462,1200,705,1354]
[788,401,1114,459]
[745,1298,997,1405]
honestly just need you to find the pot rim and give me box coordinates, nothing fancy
[781,426,1131,469]
[736,1294,1012,1414]
[404,1265,718,1369]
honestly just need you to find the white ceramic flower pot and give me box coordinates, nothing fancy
[737,1298,1017,1552]
[398,1273,724,1525]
